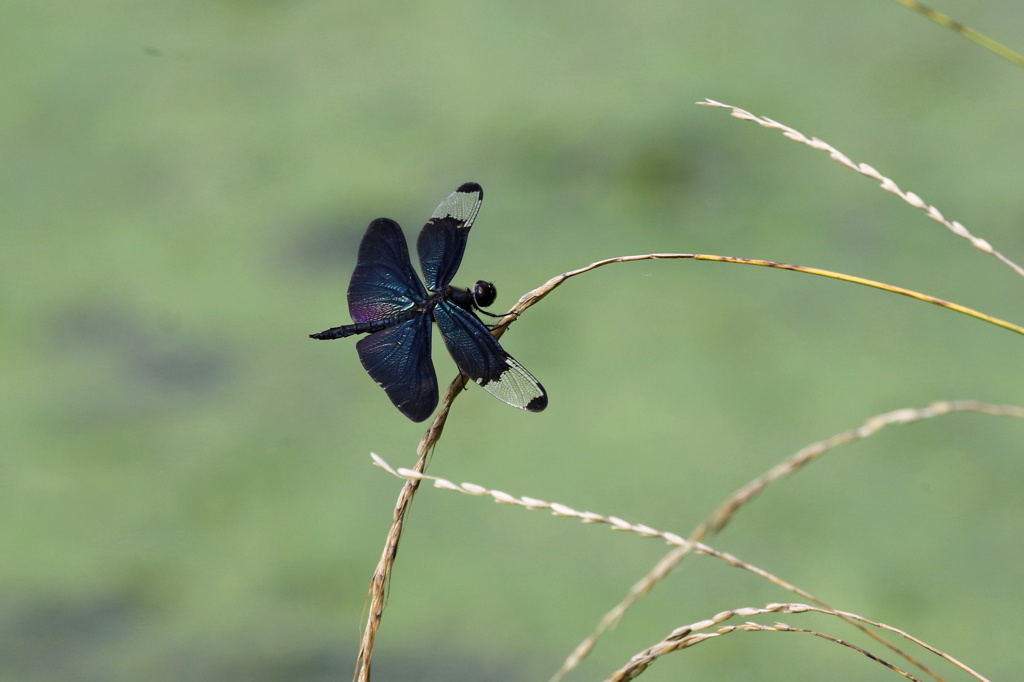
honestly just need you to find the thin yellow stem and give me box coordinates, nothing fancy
[891,0,1024,68]
[505,253,1024,338]
[693,254,1024,336]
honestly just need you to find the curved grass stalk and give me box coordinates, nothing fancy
[501,253,1024,337]
[552,400,1023,681]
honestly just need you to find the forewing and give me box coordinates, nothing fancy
[433,301,547,413]
[348,218,427,324]
[417,182,483,291]
[355,316,438,422]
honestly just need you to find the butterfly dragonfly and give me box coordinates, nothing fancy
[310,182,547,422]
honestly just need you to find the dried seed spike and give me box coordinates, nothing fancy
[699,98,1024,277]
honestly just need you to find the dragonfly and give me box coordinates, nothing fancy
[310,182,547,422]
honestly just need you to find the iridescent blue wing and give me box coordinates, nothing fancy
[348,218,427,324]
[433,300,547,413]
[355,316,437,422]
[417,182,483,291]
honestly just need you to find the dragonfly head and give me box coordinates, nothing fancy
[472,280,497,309]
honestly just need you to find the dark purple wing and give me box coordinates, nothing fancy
[355,316,437,422]
[432,300,547,413]
[348,218,427,324]
[417,182,483,291]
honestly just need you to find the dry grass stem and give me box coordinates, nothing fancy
[698,98,1024,278]
[610,607,907,681]
[353,401,457,681]
[696,400,1024,537]
[372,453,994,681]
[352,453,428,682]
[370,453,843,607]
[608,602,990,682]
[553,400,1024,680]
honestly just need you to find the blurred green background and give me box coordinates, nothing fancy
[4,1,1024,680]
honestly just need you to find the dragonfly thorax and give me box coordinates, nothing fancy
[445,280,497,312]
